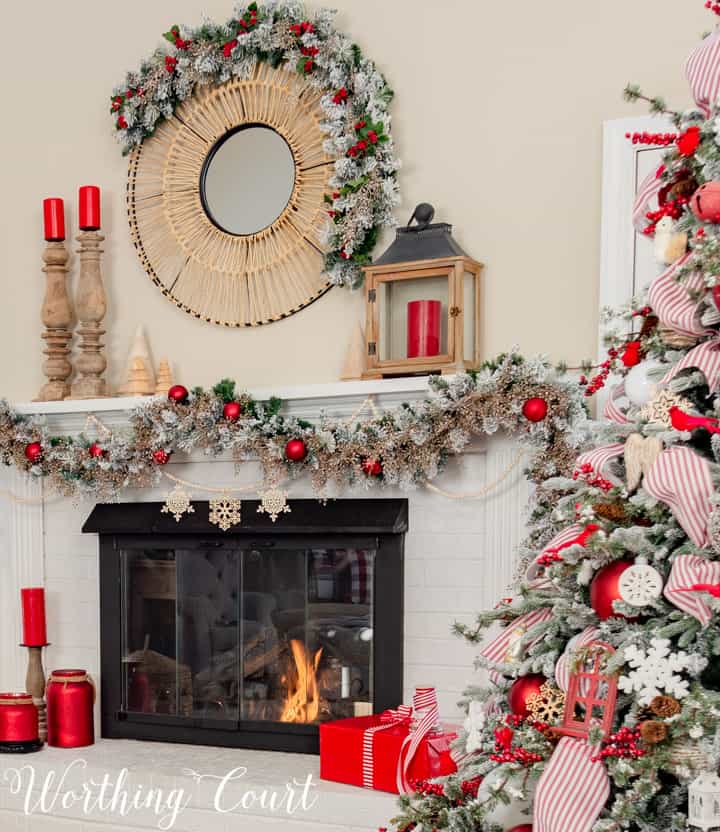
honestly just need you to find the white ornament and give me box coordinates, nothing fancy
[257,488,291,523]
[618,557,663,607]
[208,495,242,531]
[624,360,667,407]
[689,770,720,830]
[161,485,195,522]
[618,637,691,705]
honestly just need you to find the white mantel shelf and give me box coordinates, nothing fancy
[14,376,440,433]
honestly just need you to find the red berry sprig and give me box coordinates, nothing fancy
[591,726,646,762]
[332,87,349,105]
[625,131,677,146]
[408,779,445,797]
[580,347,618,397]
[572,463,614,493]
[643,197,689,236]
[706,0,720,15]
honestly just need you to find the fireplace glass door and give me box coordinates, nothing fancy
[120,546,375,727]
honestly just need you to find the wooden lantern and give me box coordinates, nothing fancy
[362,204,482,378]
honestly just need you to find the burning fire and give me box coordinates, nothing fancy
[279,640,323,723]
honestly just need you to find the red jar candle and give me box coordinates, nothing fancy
[407,300,442,359]
[0,693,41,752]
[43,198,65,242]
[47,669,95,748]
[21,588,47,647]
[78,186,101,231]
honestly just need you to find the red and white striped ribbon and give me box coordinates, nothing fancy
[533,736,610,832]
[479,607,554,665]
[643,446,714,547]
[361,705,412,788]
[648,255,708,339]
[554,626,601,693]
[664,554,720,627]
[632,167,663,234]
[603,382,630,425]
[686,31,720,117]
[396,687,441,793]
[574,443,626,485]
[661,337,720,393]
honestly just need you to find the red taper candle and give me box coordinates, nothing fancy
[21,588,47,647]
[46,669,95,748]
[43,198,65,242]
[407,300,442,359]
[78,185,101,231]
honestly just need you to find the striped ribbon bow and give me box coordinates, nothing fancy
[603,382,630,425]
[643,446,714,548]
[664,554,720,627]
[396,687,442,793]
[647,255,708,339]
[632,167,663,234]
[573,443,625,486]
[533,736,610,832]
[661,338,720,393]
[686,31,720,117]
[361,704,413,789]
[479,607,554,666]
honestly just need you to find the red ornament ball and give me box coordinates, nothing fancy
[88,443,105,459]
[285,438,307,462]
[690,182,720,221]
[522,397,548,422]
[24,442,43,464]
[362,457,383,477]
[507,826,533,832]
[223,401,242,422]
[590,560,636,621]
[167,385,189,404]
[152,449,171,465]
[508,673,546,719]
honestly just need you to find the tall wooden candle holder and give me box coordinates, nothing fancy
[69,230,109,399]
[35,241,73,402]
[23,644,48,743]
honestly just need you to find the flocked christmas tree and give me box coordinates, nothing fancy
[386,7,720,832]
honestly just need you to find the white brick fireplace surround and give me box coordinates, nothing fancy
[0,377,529,832]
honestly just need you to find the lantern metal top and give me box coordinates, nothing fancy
[374,203,469,266]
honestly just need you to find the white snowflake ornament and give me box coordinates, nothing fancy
[208,495,242,531]
[619,638,691,705]
[618,557,663,607]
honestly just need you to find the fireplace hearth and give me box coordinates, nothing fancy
[83,499,406,754]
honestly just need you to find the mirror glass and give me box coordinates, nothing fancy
[201,126,296,236]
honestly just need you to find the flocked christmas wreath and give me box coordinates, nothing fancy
[110,1,401,289]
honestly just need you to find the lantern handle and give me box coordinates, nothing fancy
[407,203,435,230]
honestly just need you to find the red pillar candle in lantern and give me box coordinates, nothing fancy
[78,185,101,231]
[21,588,47,647]
[0,694,40,748]
[43,198,65,242]
[46,669,95,748]
[407,300,442,359]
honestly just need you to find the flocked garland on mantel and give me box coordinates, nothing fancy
[0,356,590,526]
[110,1,401,289]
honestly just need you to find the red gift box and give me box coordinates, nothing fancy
[320,691,457,794]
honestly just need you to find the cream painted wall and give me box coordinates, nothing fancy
[0,1,709,401]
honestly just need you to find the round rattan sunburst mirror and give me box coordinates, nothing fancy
[127,64,333,327]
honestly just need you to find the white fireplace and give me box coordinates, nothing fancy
[0,376,529,831]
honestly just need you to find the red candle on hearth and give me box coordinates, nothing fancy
[21,588,47,647]
[43,198,65,241]
[407,299,442,359]
[46,669,95,748]
[0,694,40,743]
[78,185,101,230]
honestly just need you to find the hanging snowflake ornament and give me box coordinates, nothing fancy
[618,556,664,607]
[638,389,692,427]
[208,495,242,531]
[257,487,291,523]
[526,682,566,725]
[618,638,691,705]
[161,484,195,523]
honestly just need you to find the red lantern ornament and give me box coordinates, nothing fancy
[285,438,307,462]
[24,442,43,464]
[522,397,548,423]
[223,401,242,422]
[690,182,720,221]
[152,449,171,465]
[362,457,383,477]
[88,443,105,459]
[508,673,546,719]
[590,560,637,621]
[168,385,189,404]
[621,340,643,368]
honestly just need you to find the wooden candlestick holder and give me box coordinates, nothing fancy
[22,644,49,743]
[69,230,108,399]
[35,241,73,402]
